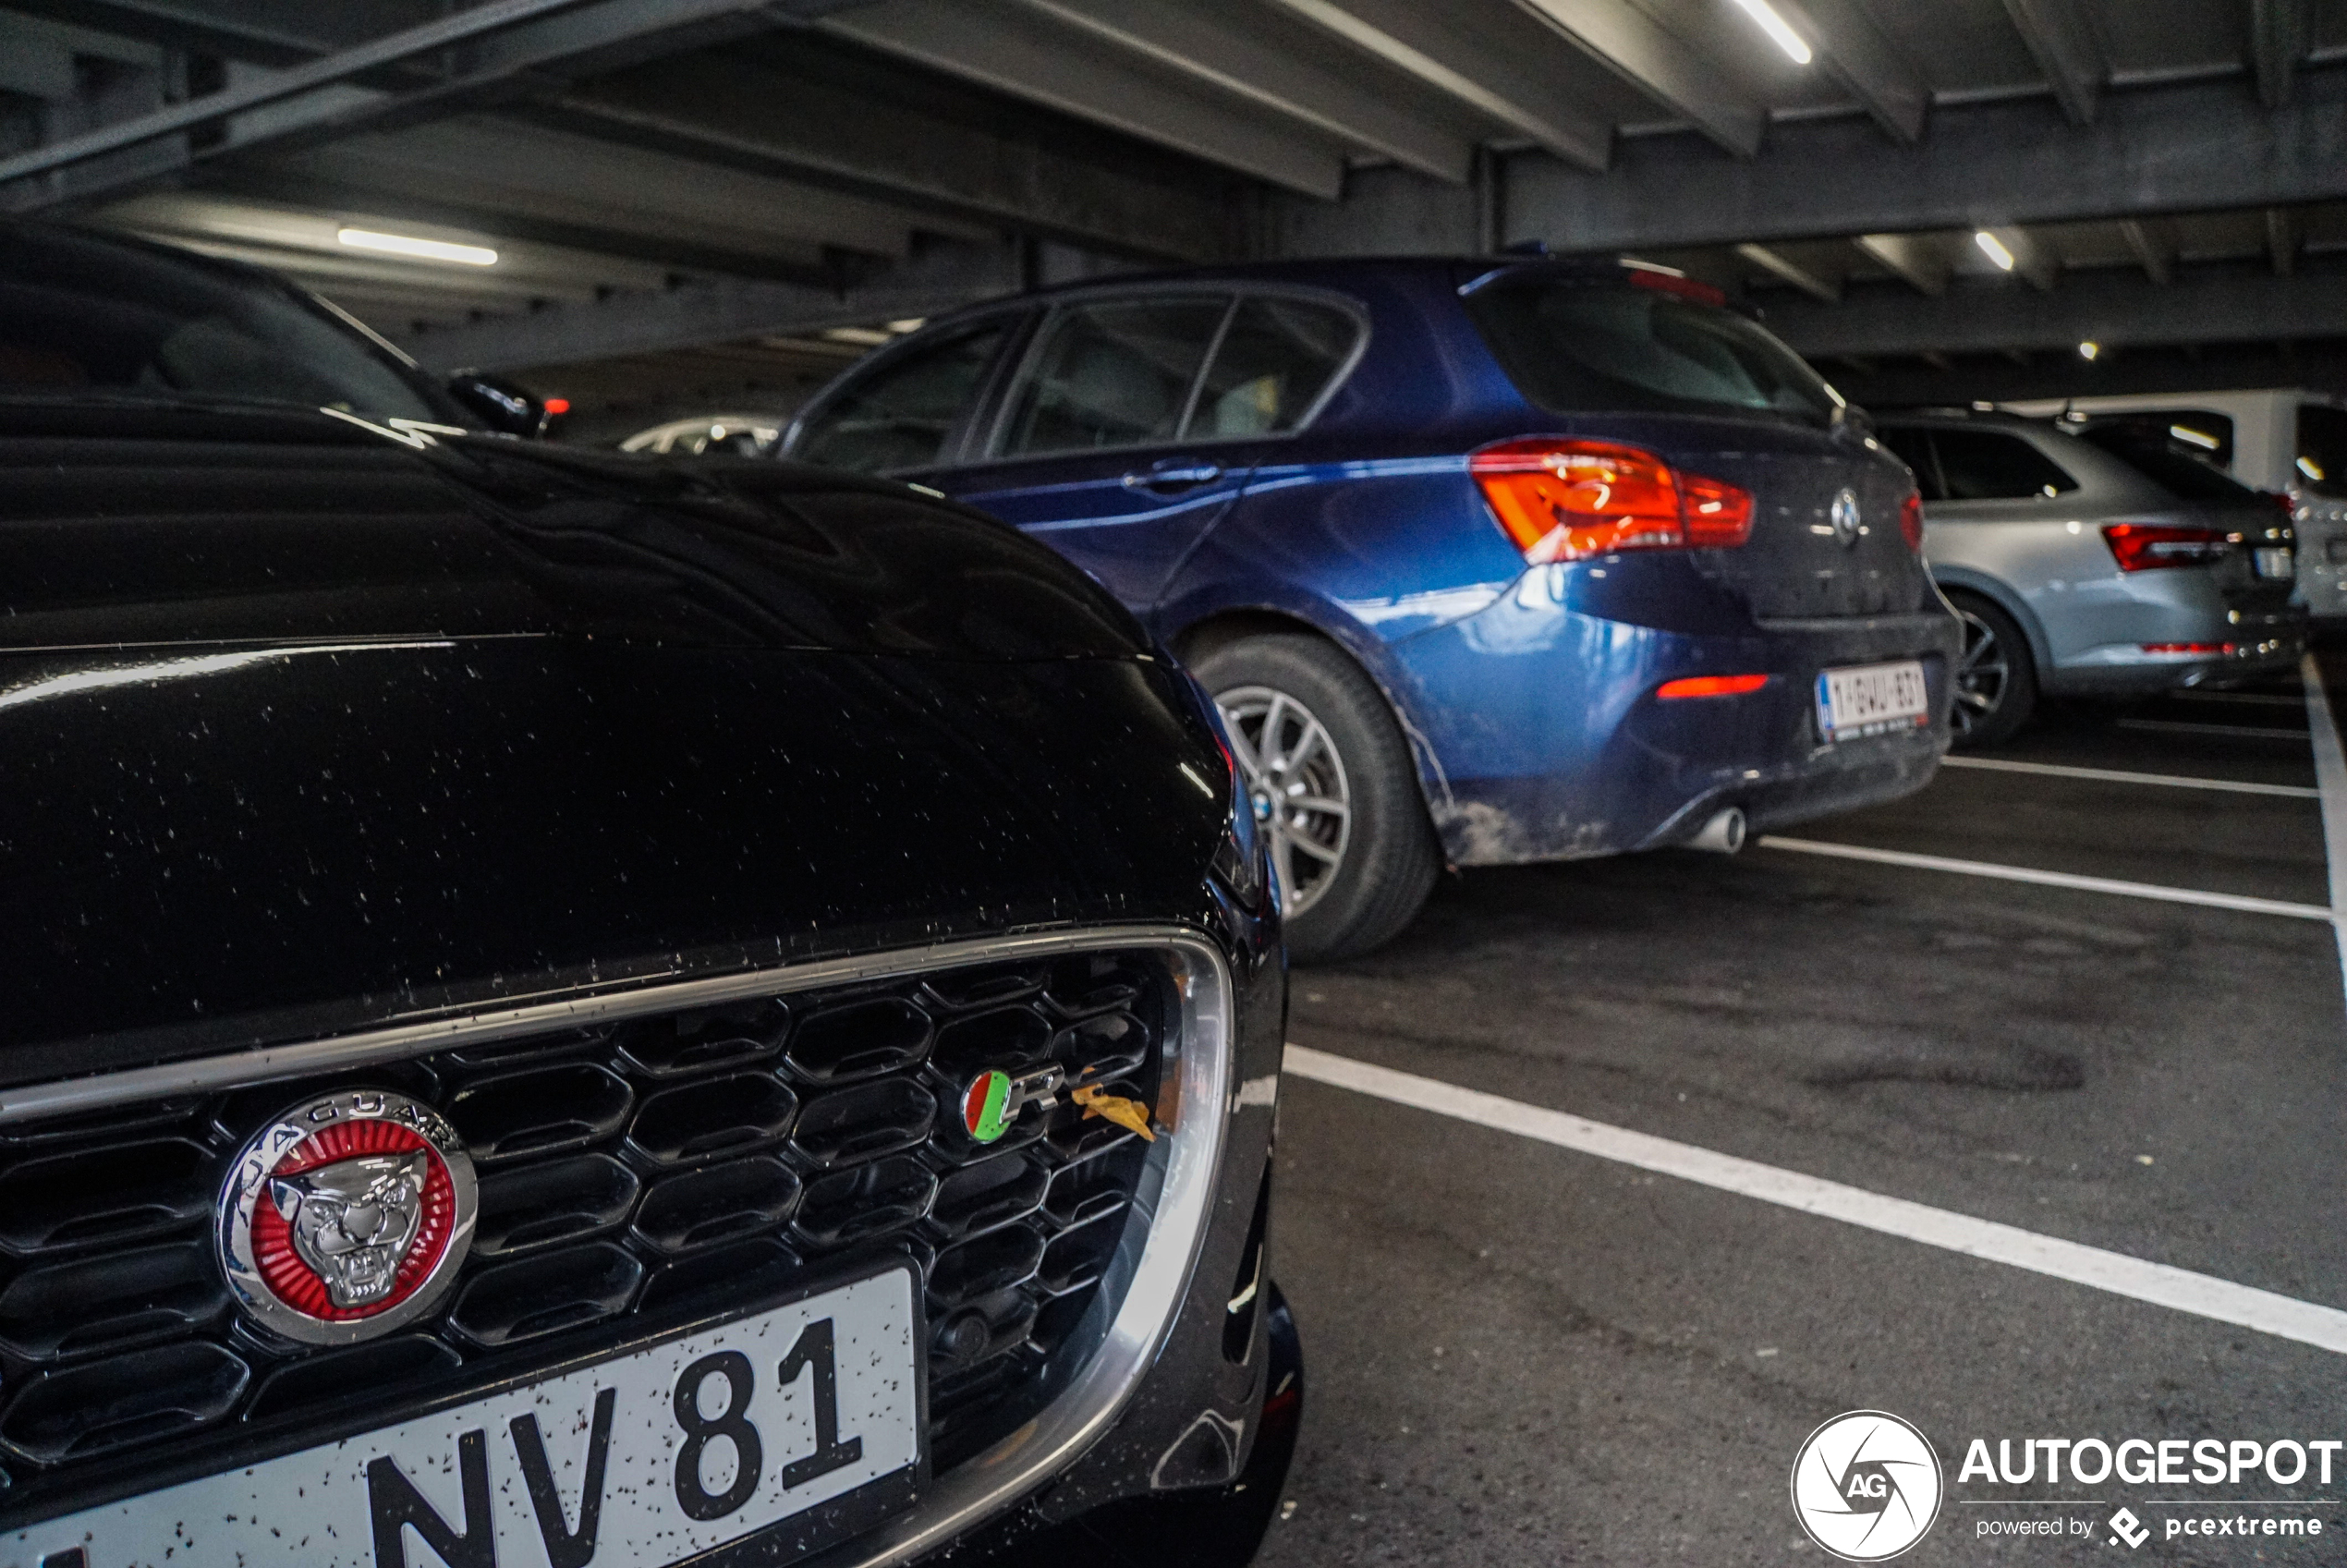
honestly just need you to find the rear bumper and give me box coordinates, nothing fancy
[2037,571,2303,694]
[2293,502,2347,619]
[2046,631,2304,695]
[1388,576,1960,865]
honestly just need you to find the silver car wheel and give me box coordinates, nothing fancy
[1215,684,1353,917]
[1952,608,2010,739]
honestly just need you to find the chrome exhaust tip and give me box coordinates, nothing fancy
[1686,806,1746,855]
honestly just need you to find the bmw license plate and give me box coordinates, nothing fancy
[1816,659,1930,742]
[2255,546,2295,578]
[5,1268,923,1568]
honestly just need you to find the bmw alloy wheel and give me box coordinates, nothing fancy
[1215,685,1353,916]
[1951,607,2009,740]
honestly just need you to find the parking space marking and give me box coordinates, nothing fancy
[2171,690,2307,708]
[1937,755,2319,798]
[2299,653,2347,1000]
[1757,835,2335,922]
[1283,1045,2347,1356]
[2116,719,2311,741]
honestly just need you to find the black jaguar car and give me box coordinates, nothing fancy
[0,225,1295,1568]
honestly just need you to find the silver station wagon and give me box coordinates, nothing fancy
[1873,411,2303,746]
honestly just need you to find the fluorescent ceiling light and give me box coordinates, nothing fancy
[2076,341,2098,360]
[2170,423,2219,449]
[1730,0,1812,64]
[337,227,497,266]
[1974,231,2015,271]
[822,327,894,346]
[886,318,928,334]
[2299,456,2326,482]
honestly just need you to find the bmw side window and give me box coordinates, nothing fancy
[1876,427,1943,501]
[1930,431,2078,501]
[997,298,1228,456]
[794,322,1008,474]
[1185,297,1357,439]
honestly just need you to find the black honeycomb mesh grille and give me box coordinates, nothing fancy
[0,947,1174,1512]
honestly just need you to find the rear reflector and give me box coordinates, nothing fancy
[1900,491,1925,551]
[1656,674,1770,699]
[2101,523,2234,571]
[1470,438,1755,564]
[2140,642,2235,655]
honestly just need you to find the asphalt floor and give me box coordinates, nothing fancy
[1251,658,2347,1567]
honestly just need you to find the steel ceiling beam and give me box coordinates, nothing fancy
[1853,233,1948,296]
[0,0,596,188]
[1998,0,2104,125]
[2251,0,2306,109]
[1765,259,2347,359]
[2116,219,2173,284]
[821,0,1347,199]
[1005,0,1471,183]
[0,0,845,213]
[0,0,432,64]
[1500,70,2347,253]
[398,238,1022,372]
[544,45,1248,261]
[2267,208,2299,275]
[1775,0,1928,143]
[1263,0,1612,172]
[1734,242,1839,302]
[1507,0,1766,159]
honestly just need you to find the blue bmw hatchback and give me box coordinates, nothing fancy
[782,257,1961,960]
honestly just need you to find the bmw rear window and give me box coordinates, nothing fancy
[1462,273,1842,427]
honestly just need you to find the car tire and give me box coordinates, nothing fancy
[1190,634,1440,963]
[1946,592,2037,748]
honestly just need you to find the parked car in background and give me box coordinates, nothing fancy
[2007,389,2347,619]
[621,412,788,456]
[1873,410,2302,747]
[0,222,1296,1568]
[780,257,1960,961]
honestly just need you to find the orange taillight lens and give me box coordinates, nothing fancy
[1682,471,1755,547]
[1469,438,1753,563]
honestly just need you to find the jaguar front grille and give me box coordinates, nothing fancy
[0,942,1182,1518]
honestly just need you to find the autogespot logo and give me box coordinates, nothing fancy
[1792,1411,1946,1562]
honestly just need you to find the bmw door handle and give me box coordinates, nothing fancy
[1125,459,1223,495]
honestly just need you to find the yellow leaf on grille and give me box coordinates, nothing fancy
[1071,1084,1156,1142]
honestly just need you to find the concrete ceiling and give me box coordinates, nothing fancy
[4,0,2344,420]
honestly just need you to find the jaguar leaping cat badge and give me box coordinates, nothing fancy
[218,1089,477,1344]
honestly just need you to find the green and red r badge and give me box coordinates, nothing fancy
[961,1066,1064,1143]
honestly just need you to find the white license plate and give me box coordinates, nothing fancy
[1815,659,1930,742]
[2256,546,2296,578]
[6,1269,922,1568]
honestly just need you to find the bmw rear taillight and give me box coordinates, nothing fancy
[2101,523,2235,572]
[1900,491,1925,552]
[1470,438,1754,564]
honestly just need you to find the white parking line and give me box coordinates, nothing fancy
[1283,1045,2347,1356]
[2171,690,2307,708]
[1938,755,2319,799]
[2116,719,2311,741]
[2299,654,2347,1002]
[1757,835,2336,922]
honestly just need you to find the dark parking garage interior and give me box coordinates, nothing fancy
[4,3,2347,1565]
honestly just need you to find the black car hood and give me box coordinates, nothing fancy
[0,410,1226,1078]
